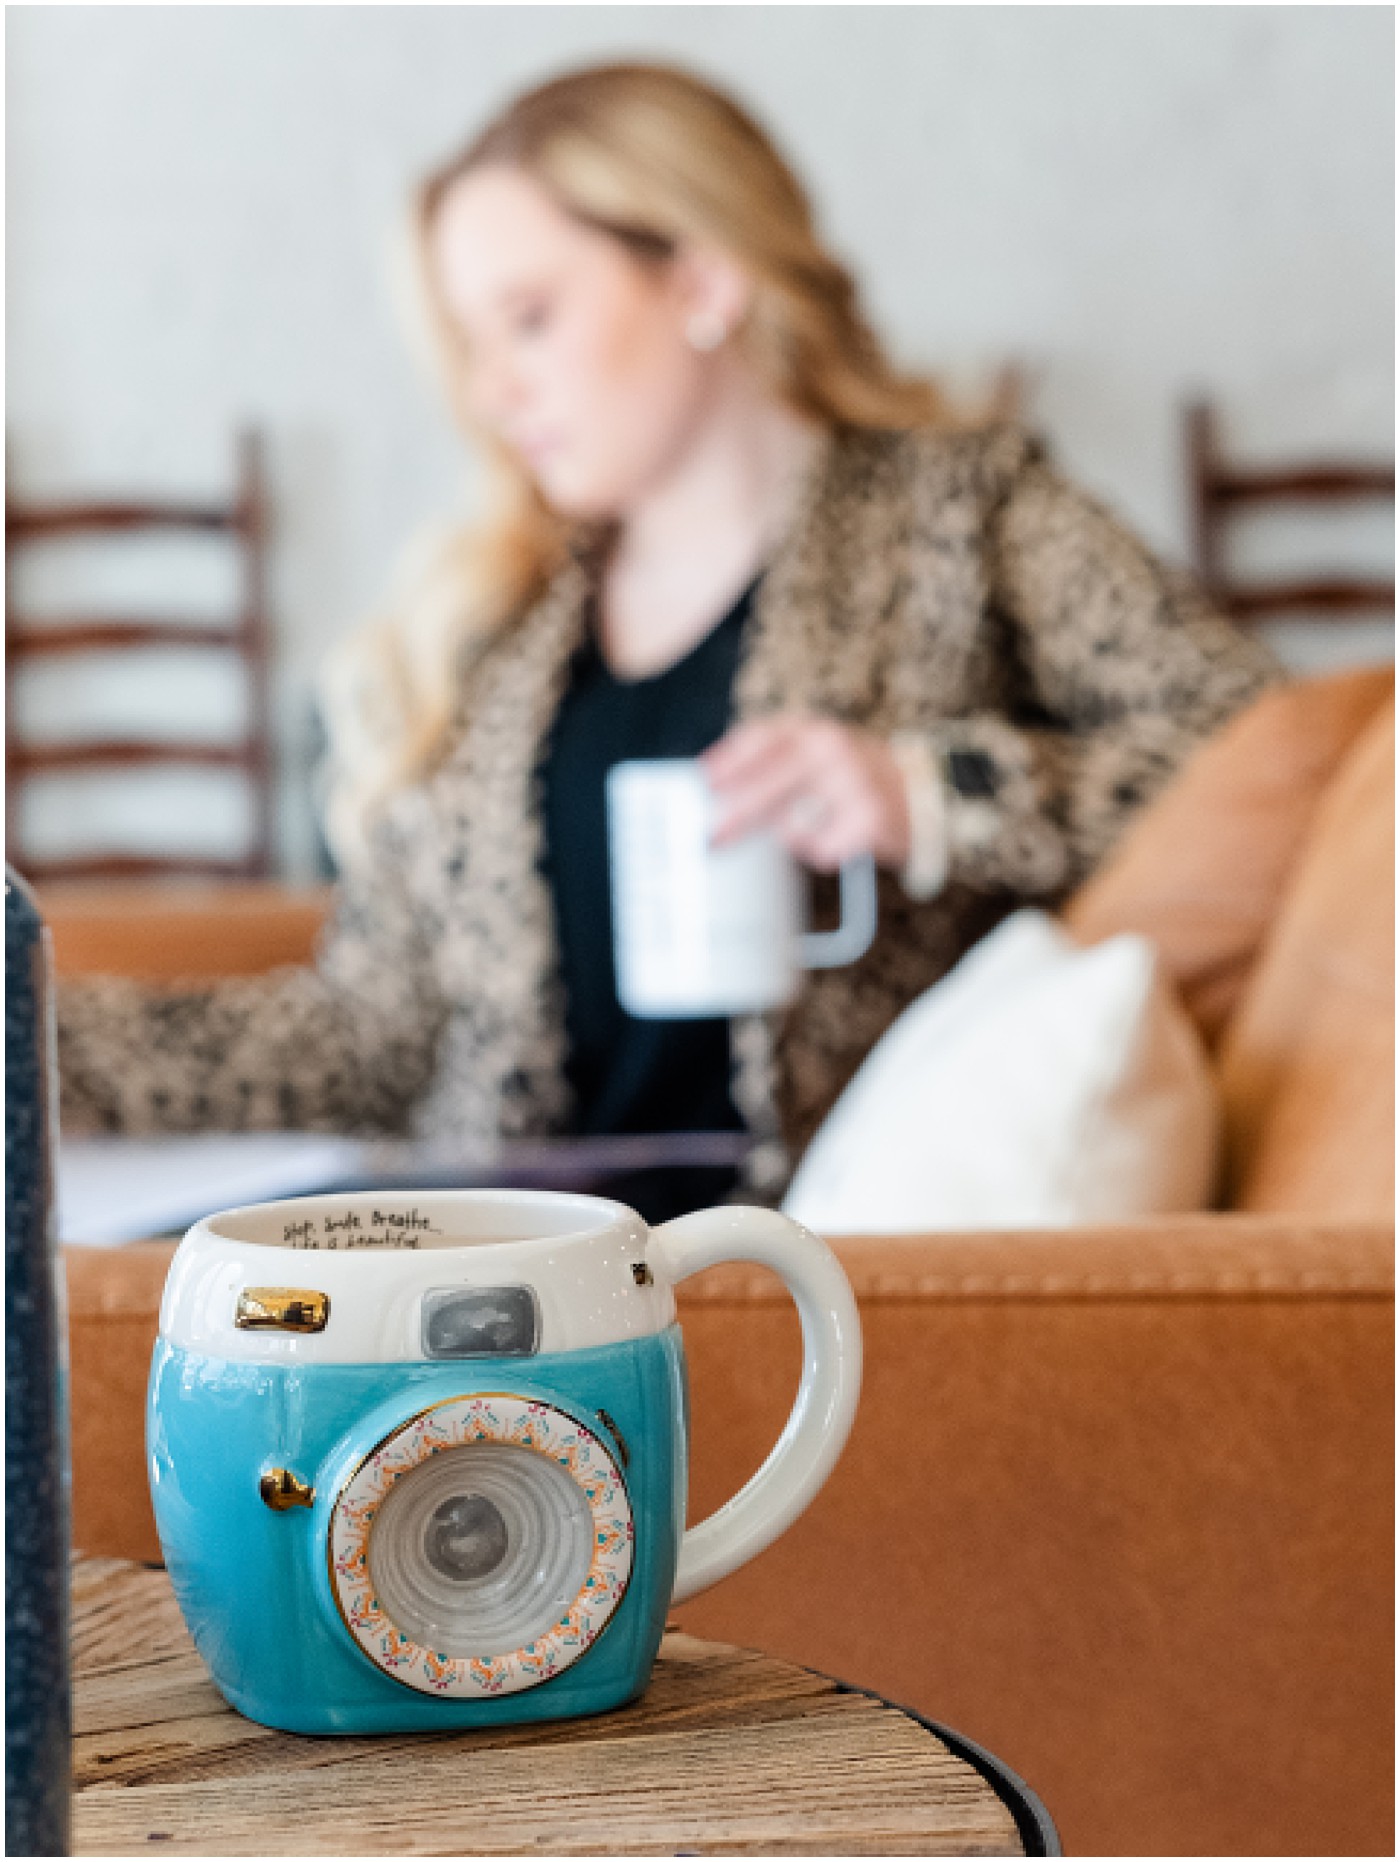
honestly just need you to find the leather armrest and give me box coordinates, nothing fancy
[43,881,332,980]
[689,1210,1393,1304]
[64,1242,176,1563]
[63,1213,1388,1559]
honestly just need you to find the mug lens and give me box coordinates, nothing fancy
[367,1443,593,1659]
[424,1492,509,1583]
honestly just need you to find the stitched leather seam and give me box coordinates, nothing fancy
[68,1309,170,1325]
[71,1281,1390,1319]
[678,1272,1392,1302]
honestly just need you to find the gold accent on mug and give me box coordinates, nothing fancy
[260,1468,315,1511]
[236,1287,330,1332]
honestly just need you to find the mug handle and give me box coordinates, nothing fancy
[649,1205,862,1603]
[798,854,878,970]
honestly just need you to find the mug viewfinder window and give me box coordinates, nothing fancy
[422,1286,538,1359]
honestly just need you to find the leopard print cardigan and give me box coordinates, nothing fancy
[56,421,1278,1191]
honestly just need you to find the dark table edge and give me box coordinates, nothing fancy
[816,1671,1062,1857]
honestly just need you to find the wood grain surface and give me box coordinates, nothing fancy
[71,1556,1024,1857]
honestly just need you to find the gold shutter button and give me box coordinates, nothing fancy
[235,1287,330,1333]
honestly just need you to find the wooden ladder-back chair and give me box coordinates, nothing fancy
[5,430,275,881]
[1185,399,1395,627]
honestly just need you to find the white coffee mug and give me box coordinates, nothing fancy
[606,758,878,1018]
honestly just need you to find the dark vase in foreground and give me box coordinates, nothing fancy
[5,868,71,1857]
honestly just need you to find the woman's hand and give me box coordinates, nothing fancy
[701,714,911,872]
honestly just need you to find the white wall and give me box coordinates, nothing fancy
[8,5,1393,877]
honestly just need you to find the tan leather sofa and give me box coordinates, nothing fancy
[56,668,1394,1857]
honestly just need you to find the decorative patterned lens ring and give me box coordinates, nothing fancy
[329,1395,634,1697]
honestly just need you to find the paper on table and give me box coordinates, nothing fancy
[58,1133,369,1245]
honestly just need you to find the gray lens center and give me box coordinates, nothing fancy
[424,1492,509,1583]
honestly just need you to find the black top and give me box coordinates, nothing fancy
[539,576,760,1140]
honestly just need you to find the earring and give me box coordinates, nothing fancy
[685,310,728,353]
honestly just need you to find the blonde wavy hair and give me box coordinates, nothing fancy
[320,60,959,869]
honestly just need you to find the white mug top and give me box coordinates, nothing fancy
[158,1189,678,1365]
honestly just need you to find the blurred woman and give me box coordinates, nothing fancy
[58,61,1276,1199]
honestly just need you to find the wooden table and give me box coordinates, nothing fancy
[72,1558,1056,1856]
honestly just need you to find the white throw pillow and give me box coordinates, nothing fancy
[782,910,1219,1233]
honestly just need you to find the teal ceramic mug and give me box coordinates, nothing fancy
[148,1187,861,1733]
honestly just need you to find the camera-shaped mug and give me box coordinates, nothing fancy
[148,1188,861,1734]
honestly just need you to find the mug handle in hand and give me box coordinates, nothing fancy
[649,1205,862,1603]
[799,854,878,969]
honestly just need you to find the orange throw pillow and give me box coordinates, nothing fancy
[1217,698,1394,1219]
[1064,667,1393,1047]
